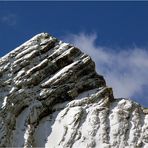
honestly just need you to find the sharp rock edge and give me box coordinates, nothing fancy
[0,32,147,148]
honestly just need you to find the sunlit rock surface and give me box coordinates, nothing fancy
[0,33,147,148]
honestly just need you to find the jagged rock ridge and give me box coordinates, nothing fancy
[0,33,147,148]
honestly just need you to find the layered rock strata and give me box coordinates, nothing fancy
[0,33,147,148]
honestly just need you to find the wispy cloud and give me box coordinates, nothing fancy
[64,32,148,107]
[0,14,17,26]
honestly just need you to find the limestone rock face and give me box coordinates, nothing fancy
[0,33,147,148]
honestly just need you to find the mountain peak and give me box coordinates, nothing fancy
[0,33,147,147]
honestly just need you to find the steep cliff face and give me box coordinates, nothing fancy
[0,33,147,148]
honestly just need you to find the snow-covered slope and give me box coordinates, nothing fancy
[0,33,147,148]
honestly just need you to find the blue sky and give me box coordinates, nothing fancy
[0,1,148,107]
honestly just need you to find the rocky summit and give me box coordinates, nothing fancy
[0,33,147,148]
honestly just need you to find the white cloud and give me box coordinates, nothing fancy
[64,32,148,106]
[0,14,17,26]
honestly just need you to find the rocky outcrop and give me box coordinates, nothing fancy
[0,33,147,148]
